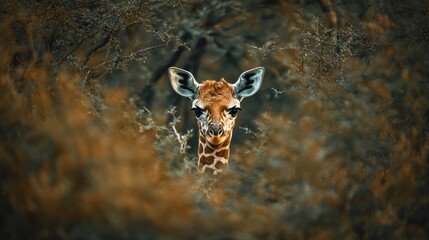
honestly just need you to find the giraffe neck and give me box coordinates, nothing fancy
[197,132,232,175]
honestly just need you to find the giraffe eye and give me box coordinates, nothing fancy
[191,107,204,118]
[228,107,241,117]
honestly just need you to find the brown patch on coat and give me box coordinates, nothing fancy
[201,156,214,165]
[215,161,225,169]
[204,146,214,154]
[216,149,229,158]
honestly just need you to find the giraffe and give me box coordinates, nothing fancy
[168,66,264,174]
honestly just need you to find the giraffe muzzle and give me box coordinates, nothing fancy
[208,124,224,137]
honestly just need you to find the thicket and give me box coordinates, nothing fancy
[1,1,428,239]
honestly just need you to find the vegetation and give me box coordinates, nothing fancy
[1,0,428,239]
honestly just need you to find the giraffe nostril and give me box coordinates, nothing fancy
[218,129,224,136]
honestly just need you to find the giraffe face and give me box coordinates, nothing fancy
[191,79,241,146]
[168,66,264,169]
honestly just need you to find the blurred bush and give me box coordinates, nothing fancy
[1,0,428,239]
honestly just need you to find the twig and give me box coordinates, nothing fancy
[91,43,168,70]
[171,124,188,155]
[59,29,102,65]
[81,100,104,122]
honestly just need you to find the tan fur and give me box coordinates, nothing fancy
[196,84,235,175]
[198,79,234,102]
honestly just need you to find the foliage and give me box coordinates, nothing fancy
[1,0,428,239]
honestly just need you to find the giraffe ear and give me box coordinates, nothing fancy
[168,67,200,99]
[233,67,264,99]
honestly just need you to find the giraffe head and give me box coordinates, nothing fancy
[168,66,264,173]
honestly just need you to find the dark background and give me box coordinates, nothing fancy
[1,0,428,239]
